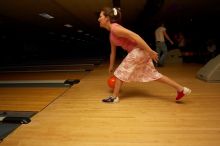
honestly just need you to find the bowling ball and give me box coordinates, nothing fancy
[107,76,116,89]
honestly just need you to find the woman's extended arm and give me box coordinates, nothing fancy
[109,40,116,73]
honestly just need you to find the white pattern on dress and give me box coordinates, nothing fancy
[114,48,163,82]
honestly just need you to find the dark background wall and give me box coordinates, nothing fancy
[0,0,219,66]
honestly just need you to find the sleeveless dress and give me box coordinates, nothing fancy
[110,23,163,82]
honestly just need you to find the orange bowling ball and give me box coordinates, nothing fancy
[107,76,116,89]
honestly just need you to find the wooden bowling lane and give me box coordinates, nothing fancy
[0,69,89,112]
[0,87,68,111]
[1,63,220,146]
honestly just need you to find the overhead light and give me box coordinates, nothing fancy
[64,24,73,28]
[39,13,54,19]
[77,29,83,33]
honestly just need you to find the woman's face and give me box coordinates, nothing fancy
[98,11,109,28]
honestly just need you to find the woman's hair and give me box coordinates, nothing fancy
[101,7,121,23]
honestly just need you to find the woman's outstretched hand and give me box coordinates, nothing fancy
[150,50,159,63]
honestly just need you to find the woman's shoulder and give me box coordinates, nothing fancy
[111,23,120,33]
[111,23,124,32]
[111,23,121,28]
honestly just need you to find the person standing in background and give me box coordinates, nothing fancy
[155,23,174,66]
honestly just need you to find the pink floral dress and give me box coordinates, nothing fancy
[110,23,163,82]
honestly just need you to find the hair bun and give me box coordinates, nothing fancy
[113,8,117,16]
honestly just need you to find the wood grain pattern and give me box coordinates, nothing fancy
[1,63,220,146]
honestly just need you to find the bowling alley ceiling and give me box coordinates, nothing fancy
[0,0,147,37]
[0,0,219,38]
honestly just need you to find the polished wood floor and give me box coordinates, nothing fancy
[1,62,220,146]
[0,71,89,111]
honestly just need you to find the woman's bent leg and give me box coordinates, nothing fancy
[102,78,123,103]
[113,78,123,97]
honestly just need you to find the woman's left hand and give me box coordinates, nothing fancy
[150,50,159,63]
[109,66,114,74]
